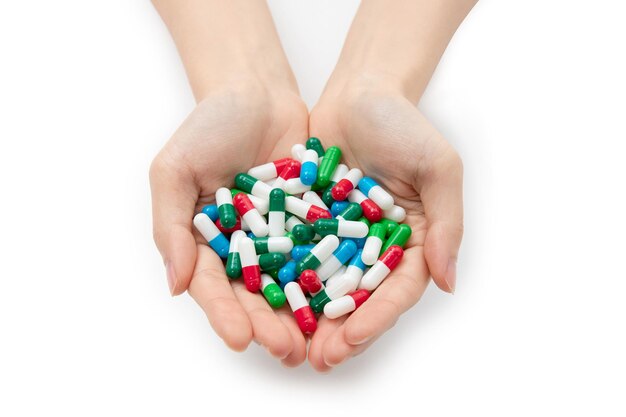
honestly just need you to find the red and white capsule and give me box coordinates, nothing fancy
[284,282,317,334]
[233,193,269,237]
[284,178,311,195]
[331,168,363,201]
[247,157,293,181]
[358,245,404,291]
[272,160,301,190]
[302,191,330,211]
[299,269,324,297]
[285,196,332,222]
[348,189,383,222]
[239,237,261,292]
[323,289,371,319]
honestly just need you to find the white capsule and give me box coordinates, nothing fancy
[309,235,340,263]
[247,194,269,215]
[229,230,246,254]
[362,235,384,265]
[302,191,330,211]
[330,164,349,183]
[358,261,391,291]
[336,221,369,238]
[323,266,347,289]
[193,213,221,241]
[284,178,311,194]
[341,168,363,188]
[266,237,294,253]
[285,281,308,310]
[241,209,269,237]
[323,296,356,319]
[215,187,233,207]
[248,162,282,182]
[238,237,258,268]
[383,205,406,222]
[367,186,394,210]
[268,212,285,237]
[285,196,313,220]
[291,144,307,161]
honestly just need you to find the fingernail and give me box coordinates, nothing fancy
[166,262,177,296]
[445,259,457,294]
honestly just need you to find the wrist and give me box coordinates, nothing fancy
[317,70,408,108]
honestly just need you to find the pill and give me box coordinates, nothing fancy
[336,202,363,221]
[239,237,261,292]
[314,218,369,238]
[201,204,219,222]
[362,223,386,265]
[381,224,412,253]
[258,253,287,271]
[323,289,371,319]
[316,146,342,187]
[284,178,311,194]
[330,201,350,217]
[300,149,319,186]
[268,188,286,237]
[272,159,301,190]
[234,173,273,200]
[358,245,404,291]
[193,213,229,258]
[278,259,297,285]
[357,177,394,210]
[309,275,356,313]
[233,192,269,237]
[216,217,241,234]
[382,205,407,222]
[348,189,382,222]
[322,265,347,289]
[299,269,324,296]
[292,223,316,242]
[285,196,332,222]
[296,235,340,274]
[379,218,399,236]
[260,274,287,308]
[302,190,330,211]
[315,239,357,281]
[326,249,367,293]
[285,282,317,334]
[331,168,363,201]
[253,236,294,254]
[230,189,269,215]
[321,163,349,207]
[291,143,307,161]
[306,137,325,157]
[226,230,245,278]
[291,244,315,261]
[248,157,293,181]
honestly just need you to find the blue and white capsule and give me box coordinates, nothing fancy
[300,149,319,186]
[358,177,394,210]
[201,204,219,222]
[327,249,367,293]
[315,239,358,281]
[193,213,229,258]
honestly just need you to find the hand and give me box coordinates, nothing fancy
[307,80,464,371]
[149,84,310,366]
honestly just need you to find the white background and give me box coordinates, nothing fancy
[1,0,625,415]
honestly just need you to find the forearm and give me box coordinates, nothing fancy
[325,0,478,102]
[152,0,298,101]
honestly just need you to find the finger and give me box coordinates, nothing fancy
[322,327,379,367]
[232,283,295,360]
[188,244,253,352]
[416,137,464,294]
[276,309,308,367]
[343,246,430,346]
[149,152,198,296]
[308,315,346,372]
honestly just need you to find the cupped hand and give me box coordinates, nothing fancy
[149,84,309,366]
[307,86,464,371]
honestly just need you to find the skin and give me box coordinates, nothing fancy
[150,0,476,370]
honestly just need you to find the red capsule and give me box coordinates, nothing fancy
[273,157,293,174]
[294,306,317,334]
[299,269,323,294]
[216,217,241,233]
[242,265,261,292]
[278,160,301,180]
[360,199,383,222]
[305,205,332,222]
[350,289,371,308]
[233,193,256,216]
[331,179,354,201]
[379,245,404,270]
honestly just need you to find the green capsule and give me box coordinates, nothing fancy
[225,252,242,279]
[379,218,399,237]
[321,183,337,207]
[358,216,371,227]
[269,188,285,212]
[368,223,387,240]
[381,224,412,252]
[261,274,287,308]
[292,224,315,242]
[316,146,341,187]
[258,253,287,271]
[337,203,362,221]
[265,268,280,280]
[309,289,331,313]
[306,137,325,157]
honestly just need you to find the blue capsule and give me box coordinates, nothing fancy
[333,239,358,265]
[330,201,350,217]
[278,260,297,285]
[348,249,367,271]
[291,244,315,261]
[344,236,367,249]
[208,233,230,259]
[201,204,219,222]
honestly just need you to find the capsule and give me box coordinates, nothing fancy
[239,237,261,292]
[291,143,307,161]
[292,223,316,242]
[357,177,394,210]
[272,160,301,190]
[253,236,294,254]
[321,164,349,207]
[268,188,286,237]
[326,249,367,293]
[362,223,386,265]
[383,205,407,222]
[309,275,356,313]
[299,269,324,296]
[336,202,363,221]
[233,193,269,237]
[323,289,371,319]
[291,244,315,261]
[260,274,286,308]
[216,217,241,234]
[248,157,293,181]
[316,146,341,187]
[306,137,325,157]
[296,235,340,274]
[284,178,311,194]
[226,230,245,278]
[331,168,363,201]
[302,191,329,211]
[381,223,412,253]
[201,204,219,222]
[322,266,347,290]
[229,189,269,215]
[314,218,369,239]
[379,218,399,236]
[300,149,319,186]
[285,196,332,222]
[258,253,287,271]
[234,173,273,200]
[330,201,350,217]
[284,213,302,233]
[315,239,357,281]
[348,189,382,222]
[193,213,229,258]
[285,282,317,334]
[359,245,404,291]
[278,259,298,285]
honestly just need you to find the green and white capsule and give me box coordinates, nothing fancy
[253,236,294,254]
[225,230,245,278]
[309,276,355,313]
[336,202,363,221]
[257,252,287,271]
[235,173,273,200]
[215,187,237,229]
[306,137,325,157]
[362,223,386,265]
[296,235,340,274]
[268,188,286,237]
[314,219,369,239]
[260,274,287,308]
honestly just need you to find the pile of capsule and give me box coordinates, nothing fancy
[193,138,411,334]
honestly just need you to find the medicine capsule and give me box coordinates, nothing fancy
[272,160,301,190]
[326,249,367,293]
[309,276,355,313]
[362,223,386,265]
[292,223,316,242]
[336,202,363,221]
[239,237,262,292]
[268,188,286,237]
[285,196,332,223]
[330,201,350,217]
[278,259,297,285]
[379,218,399,236]
[258,252,287,271]
[383,205,407,222]
[316,146,341,187]
[216,217,241,234]
[302,191,330,211]
[226,230,246,278]
[322,265,347,290]
[291,143,307,161]
[315,239,357,281]
[291,244,315,261]
[296,235,340,274]
[260,274,287,308]
[215,187,238,229]
[323,289,371,319]
[348,189,382,222]
[357,177,394,210]
[306,137,325,157]
[193,213,229,258]
[285,282,317,334]
[253,236,294,254]
[381,224,412,253]
[300,149,319,186]
[284,213,302,232]
[248,157,293,182]
[234,173,273,200]
[233,193,269,237]
[299,269,324,296]
[358,245,404,291]
[331,168,363,201]
[314,218,369,239]
[201,204,219,222]
[284,178,311,194]
[321,164,349,207]
[229,189,269,215]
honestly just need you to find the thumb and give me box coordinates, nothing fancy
[149,155,198,296]
[417,143,464,294]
